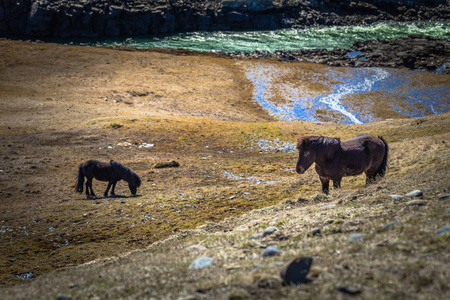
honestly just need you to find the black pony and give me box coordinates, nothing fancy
[76,160,141,198]
[296,134,388,194]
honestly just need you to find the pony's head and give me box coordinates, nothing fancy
[128,173,142,196]
[111,160,142,195]
[295,137,317,174]
[295,136,340,174]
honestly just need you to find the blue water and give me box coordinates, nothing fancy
[244,64,450,124]
[64,21,449,52]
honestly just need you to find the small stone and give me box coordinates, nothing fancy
[56,295,73,300]
[389,195,403,200]
[438,194,450,200]
[436,225,450,236]
[185,245,207,252]
[348,233,365,242]
[18,272,32,279]
[250,233,264,239]
[188,257,213,269]
[337,286,361,295]
[261,246,283,257]
[312,228,321,236]
[381,221,403,231]
[263,227,277,237]
[280,257,313,285]
[405,200,426,206]
[406,190,423,197]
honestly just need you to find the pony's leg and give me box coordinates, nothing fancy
[85,181,90,197]
[365,173,376,184]
[111,182,117,196]
[333,178,341,190]
[319,177,330,194]
[104,182,112,197]
[86,178,96,198]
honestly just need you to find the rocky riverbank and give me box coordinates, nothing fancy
[221,34,450,73]
[1,0,449,38]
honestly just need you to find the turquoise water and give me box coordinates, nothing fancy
[69,21,450,52]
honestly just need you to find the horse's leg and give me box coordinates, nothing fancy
[104,181,112,197]
[365,172,376,184]
[320,176,330,194]
[110,181,117,196]
[87,178,96,198]
[333,178,341,190]
[85,181,90,198]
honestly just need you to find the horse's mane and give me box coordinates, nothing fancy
[296,136,341,158]
[110,160,142,187]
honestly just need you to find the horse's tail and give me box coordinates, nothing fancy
[374,136,389,179]
[75,164,85,193]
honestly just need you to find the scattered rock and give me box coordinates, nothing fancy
[250,227,278,239]
[250,232,264,239]
[280,257,313,285]
[389,195,403,200]
[188,256,213,269]
[261,246,283,257]
[312,228,321,236]
[406,190,423,197]
[154,161,180,169]
[56,295,72,300]
[381,220,403,232]
[18,272,32,279]
[348,233,365,242]
[337,286,362,295]
[436,225,450,236]
[263,226,277,237]
[405,200,426,207]
[438,194,450,200]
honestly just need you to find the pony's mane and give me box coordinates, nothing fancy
[110,160,142,187]
[296,136,341,158]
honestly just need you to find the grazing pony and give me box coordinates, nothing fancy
[76,160,141,198]
[296,134,388,194]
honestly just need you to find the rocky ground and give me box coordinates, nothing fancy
[0,40,449,299]
[1,0,449,38]
[221,34,450,73]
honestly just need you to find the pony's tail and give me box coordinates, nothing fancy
[75,164,84,193]
[375,136,389,179]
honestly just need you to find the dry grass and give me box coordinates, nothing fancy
[0,40,449,299]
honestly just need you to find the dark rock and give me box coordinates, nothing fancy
[154,161,180,169]
[280,257,313,285]
[438,194,450,200]
[436,225,450,236]
[337,286,362,295]
[261,246,283,257]
[381,220,403,231]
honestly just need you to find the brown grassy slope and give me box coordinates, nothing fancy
[0,40,449,298]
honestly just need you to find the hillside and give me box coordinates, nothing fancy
[0,40,449,299]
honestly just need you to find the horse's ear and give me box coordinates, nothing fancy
[296,137,309,150]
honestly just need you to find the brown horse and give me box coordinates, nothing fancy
[76,160,141,198]
[296,134,388,194]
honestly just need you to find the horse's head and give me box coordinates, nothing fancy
[128,173,142,195]
[296,137,317,174]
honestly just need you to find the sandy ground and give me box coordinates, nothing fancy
[0,40,449,298]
